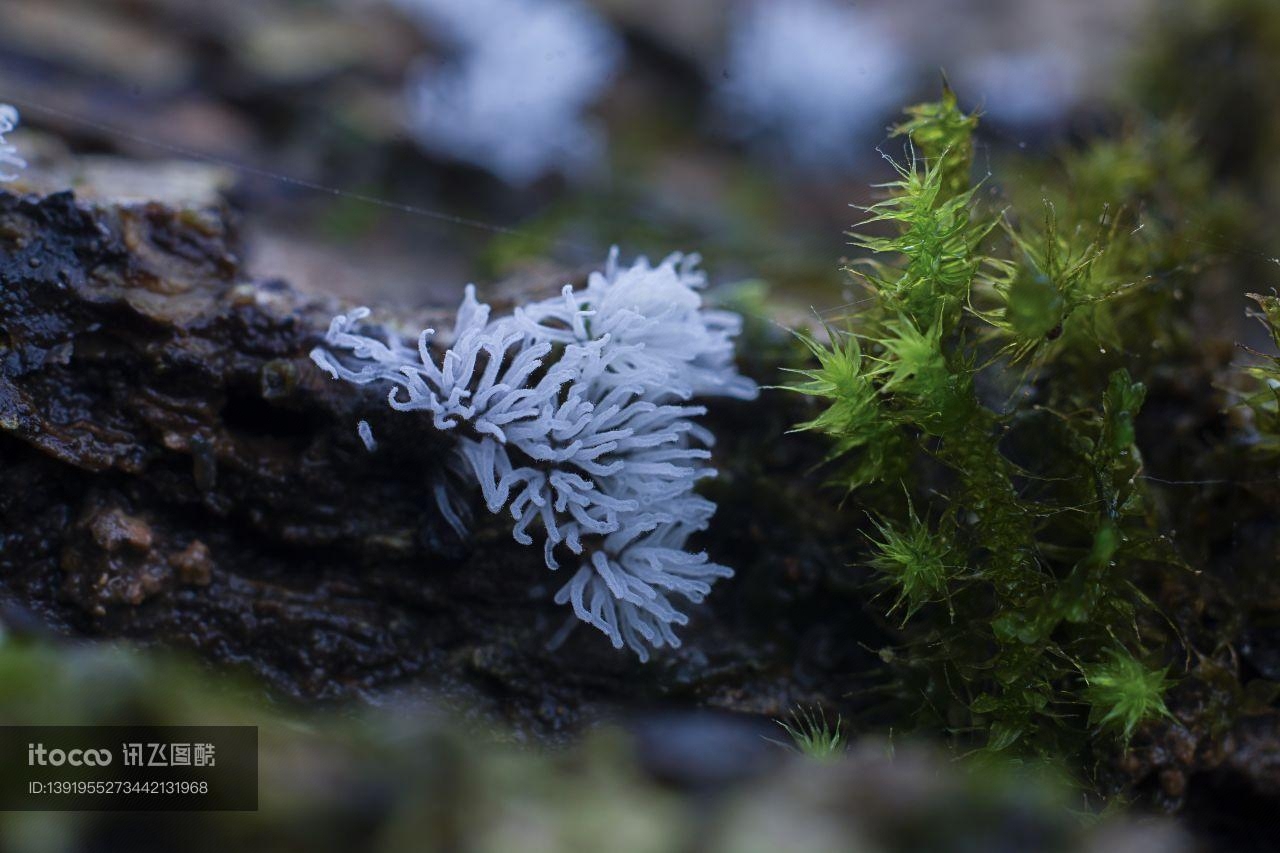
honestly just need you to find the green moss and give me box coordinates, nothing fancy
[849,153,992,331]
[775,706,848,761]
[1081,649,1174,742]
[890,81,979,202]
[976,205,1121,362]
[785,331,904,489]
[784,90,1189,775]
[865,504,955,622]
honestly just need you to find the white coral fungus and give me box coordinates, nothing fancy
[0,105,25,181]
[393,0,622,186]
[312,249,757,659]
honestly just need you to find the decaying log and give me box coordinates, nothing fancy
[0,183,865,733]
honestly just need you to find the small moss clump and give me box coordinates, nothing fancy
[1082,649,1175,742]
[775,706,848,761]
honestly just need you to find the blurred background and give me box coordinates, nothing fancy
[0,0,1174,312]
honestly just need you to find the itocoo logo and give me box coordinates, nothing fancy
[27,743,112,766]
